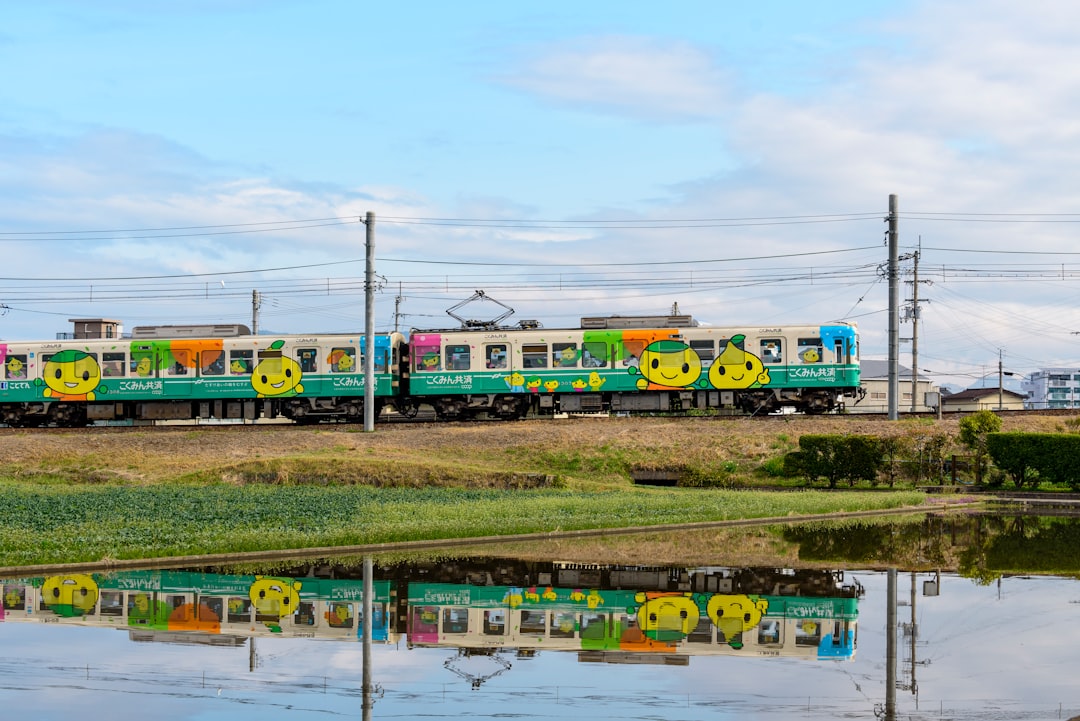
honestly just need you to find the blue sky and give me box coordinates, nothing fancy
[4,1,1080,386]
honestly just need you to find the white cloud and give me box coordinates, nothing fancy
[498,36,732,122]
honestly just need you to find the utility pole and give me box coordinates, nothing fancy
[904,244,931,413]
[363,212,376,432]
[998,349,1004,411]
[888,194,900,420]
[393,282,406,333]
[251,290,261,335]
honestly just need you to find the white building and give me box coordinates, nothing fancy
[850,359,938,414]
[1021,368,1080,410]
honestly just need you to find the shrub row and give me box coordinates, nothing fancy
[986,432,1080,490]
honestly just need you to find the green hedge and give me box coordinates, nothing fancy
[986,432,1080,489]
[787,434,885,488]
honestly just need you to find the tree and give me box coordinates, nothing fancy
[958,410,1002,484]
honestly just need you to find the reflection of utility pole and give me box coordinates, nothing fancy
[362,555,374,720]
[249,636,256,672]
[884,568,897,719]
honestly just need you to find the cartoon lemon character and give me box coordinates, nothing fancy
[558,346,578,366]
[251,341,304,398]
[526,377,542,393]
[41,574,99,617]
[570,378,587,392]
[5,356,25,378]
[632,340,703,390]
[706,593,769,648]
[134,356,154,376]
[39,350,104,401]
[543,379,559,393]
[587,371,606,391]
[635,592,701,642]
[798,347,821,363]
[249,575,302,618]
[708,335,771,389]
[506,371,526,393]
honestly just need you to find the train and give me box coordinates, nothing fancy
[0,562,860,665]
[0,314,860,426]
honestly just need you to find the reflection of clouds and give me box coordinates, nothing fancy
[4,574,1080,719]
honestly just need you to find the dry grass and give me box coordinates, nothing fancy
[0,413,1071,487]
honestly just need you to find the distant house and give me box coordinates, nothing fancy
[940,387,1026,412]
[851,359,938,413]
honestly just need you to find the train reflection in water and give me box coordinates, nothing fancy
[0,562,860,664]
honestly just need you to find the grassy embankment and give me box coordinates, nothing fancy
[0,414,1027,567]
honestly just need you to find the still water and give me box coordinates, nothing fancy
[2,514,1079,721]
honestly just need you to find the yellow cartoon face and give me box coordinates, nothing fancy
[706,593,770,646]
[637,341,702,387]
[41,574,99,615]
[337,353,354,371]
[559,346,577,365]
[636,592,701,641]
[249,576,302,618]
[42,350,101,397]
[588,371,605,390]
[570,378,587,390]
[543,379,559,392]
[708,335,771,389]
[798,348,821,363]
[507,372,525,387]
[526,377,542,391]
[251,341,304,397]
[6,357,24,376]
[135,356,154,376]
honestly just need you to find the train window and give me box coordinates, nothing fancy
[374,349,387,373]
[328,602,354,628]
[329,347,356,373]
[412,605,439,633]
[760,338,783,364]
[227,597,251,622]
[690,339,715,364]
[795,620,822,646]
[758,620,783,645]
[581,341,607,368]
[167,350,189,376]
[4,353,28,379]
[293,601,316,626]
[797,338,823,364]
[687,616,713,644]
[550,611,576,638]
[296,348,318,373]
[414,344,440,371]
[619,340,646,368]
[483,610,506,635]
[96,590,123,616]
[522,343,548,369]
[580,612,607,640]
[229,350,253,376]
[128,592,156,622]
[520,609,546,634]
[553,342,578,368]
[130,347,155,377]
[200,351,225,376]
[445,344,471,370]
[2,585,26,610]
[485,344,507,369]
[442,607,470,634]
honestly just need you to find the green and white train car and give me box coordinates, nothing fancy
[0,330,406,426]
[407,322,860,419]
